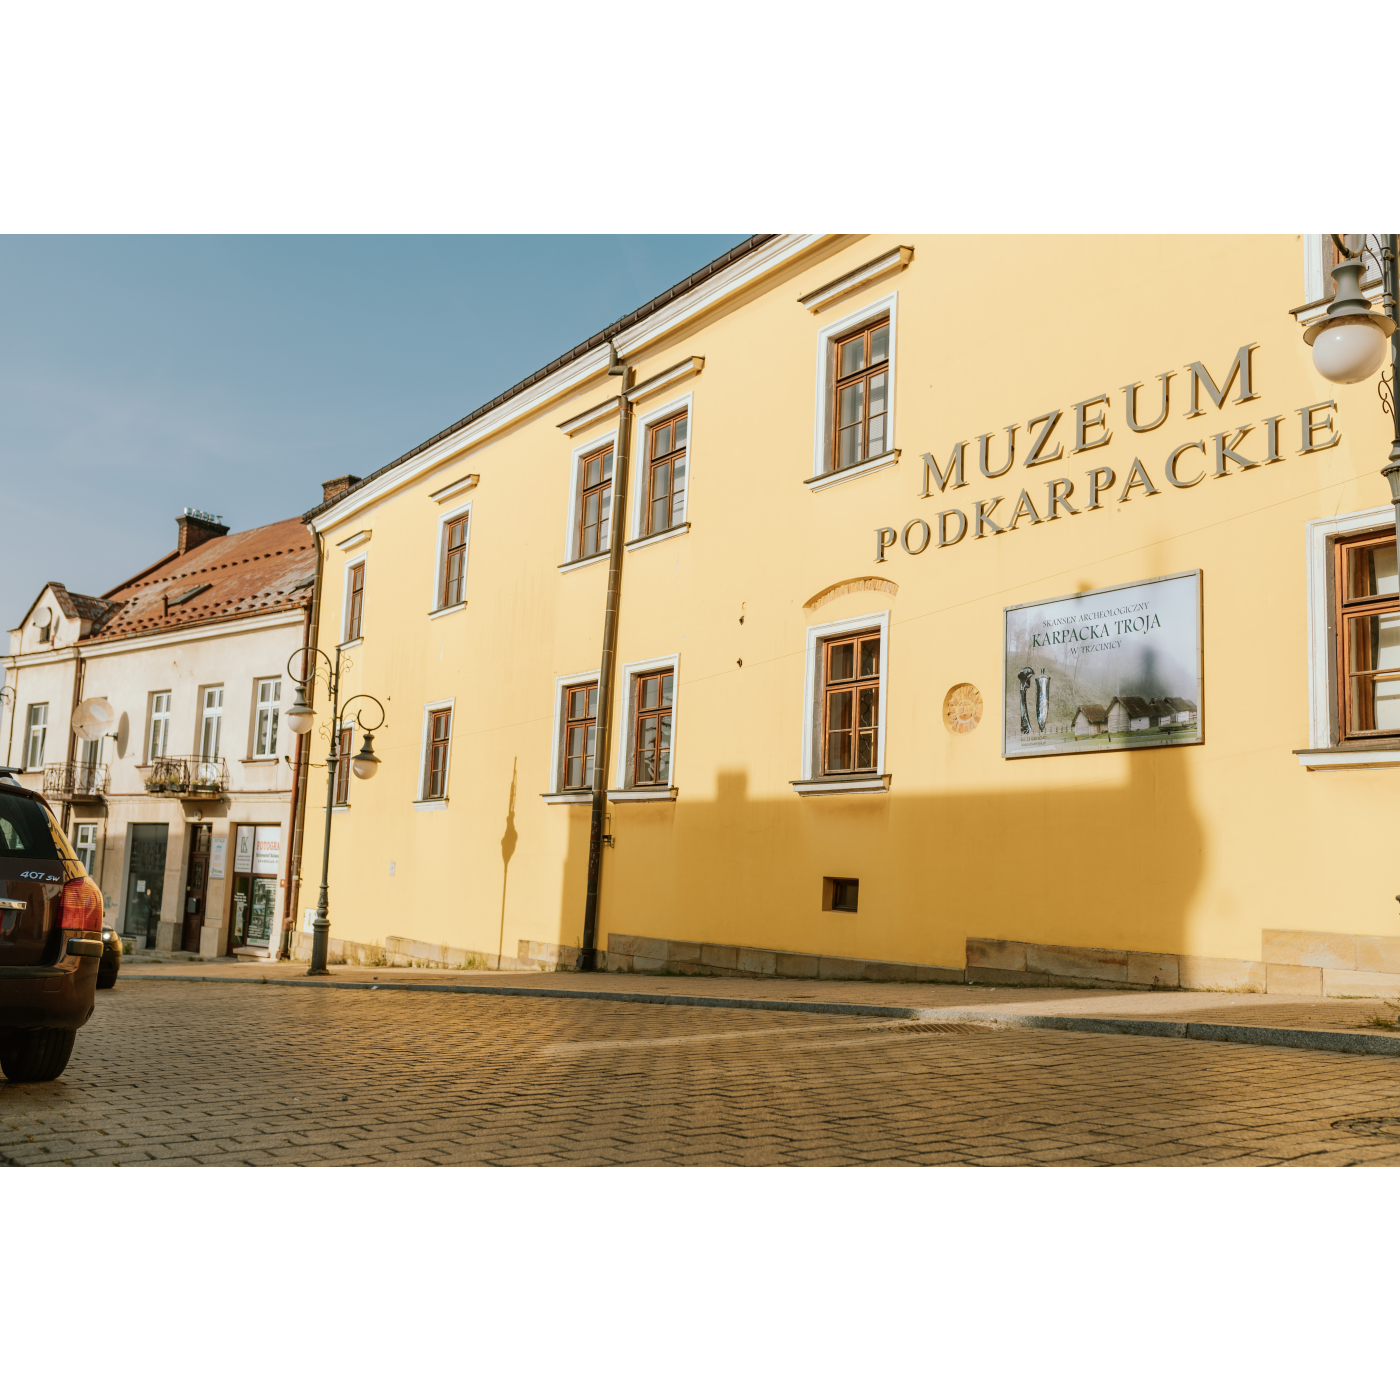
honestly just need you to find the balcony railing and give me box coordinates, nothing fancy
[144,755,229,796]
[43,762,109,800]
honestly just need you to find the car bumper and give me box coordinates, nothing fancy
[0,952,99,1032]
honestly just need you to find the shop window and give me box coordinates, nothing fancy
[562,681,599,790]
[832,319,890,473]
[822,629,881,774]
[346,561,366,642]
[334,723,354,806]
[1335,528,1400,741]
[643,411,688,537]
[148,690,171,760]
[631,670,674,786]
[254,678,281,757]
[438,511,470,609]
[577,446,614,560]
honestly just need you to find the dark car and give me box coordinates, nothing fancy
[0,771,104,1082]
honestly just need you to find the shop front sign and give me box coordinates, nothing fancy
[1003,572,1202,758]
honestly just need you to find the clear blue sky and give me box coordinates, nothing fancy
[0,235,743,641]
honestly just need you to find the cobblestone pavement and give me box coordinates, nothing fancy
[4,981,1400,1166]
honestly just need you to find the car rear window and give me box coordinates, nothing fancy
[0,793,65,862]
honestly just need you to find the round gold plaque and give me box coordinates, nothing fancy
[943,683,983,735]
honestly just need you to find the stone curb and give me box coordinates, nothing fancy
[117,975,1400,1058]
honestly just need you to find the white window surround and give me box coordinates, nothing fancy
[805,448,902,492]
[429,499,472,614]
[542,669,600,803]
[25,703,48,770]
[626,521,691,553]
[1298,505,1400,769]
[610,653,680,800]
[629,391,693,542]
[793,609,892,795]
[416,697,455,804]
[1300,234,1386,312]
[563,429,618,565]
[341,551,368,645]
[810,291,898,483]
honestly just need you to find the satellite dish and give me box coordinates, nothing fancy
[33,606,51,628]
[71,697,117,742]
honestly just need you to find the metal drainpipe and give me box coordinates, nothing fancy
[62,651,85,834]
[283,532,325,959]
[579,346,633,971]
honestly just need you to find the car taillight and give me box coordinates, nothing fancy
[61,876,104,932]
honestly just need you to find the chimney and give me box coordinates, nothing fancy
[176,508,230,554]
[322,474,362,504]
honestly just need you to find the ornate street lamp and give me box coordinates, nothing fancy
[1303,235,1400,531]
[286,646,386,976]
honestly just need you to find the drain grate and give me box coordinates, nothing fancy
[880,1019,997,1035]
[1331,1116,1400,1137]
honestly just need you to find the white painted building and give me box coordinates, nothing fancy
[2,510,317,958]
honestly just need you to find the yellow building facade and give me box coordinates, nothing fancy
[293,234,1400,996]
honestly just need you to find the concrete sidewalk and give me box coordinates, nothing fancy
[118,958,1400,1058]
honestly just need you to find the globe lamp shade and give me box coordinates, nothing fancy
[350,733,380,780]
[285,685,315,735]
[1310,315,1389,385]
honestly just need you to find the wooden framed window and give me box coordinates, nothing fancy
[832,318,890,472]
[334,724,353,806]
[644,412,687,537]
[822,629,880,773]
[577,447,614,559]
[632,670,674,786]
[563,682,598,790]
[425,708,451,798]
[347,563,365,641]
[441,515,468,608]
[1335,528,1400,740]
[149,690,171,760]
[25,703,47,770]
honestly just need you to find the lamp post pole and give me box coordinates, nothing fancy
[1375,235,1400,540]
[284,647,385,977]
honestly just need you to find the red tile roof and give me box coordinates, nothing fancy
[86,517,315,645]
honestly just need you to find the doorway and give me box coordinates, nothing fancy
[123,823,169,947]
[230,823,282,955]
[181,824,212,953]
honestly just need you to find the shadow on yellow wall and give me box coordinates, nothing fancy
[551,747,1206,968]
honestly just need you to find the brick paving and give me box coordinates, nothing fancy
[3,979,1400,1166]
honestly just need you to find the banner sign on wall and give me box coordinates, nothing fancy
[209,834,227,881]
[252,826,281,876]
[1003,571,1203,759]
[233,826,255,874]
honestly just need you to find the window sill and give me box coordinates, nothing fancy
[804,448,901,492]
[340,637,363,650]
[607,787,678,803]
[540,791,594,805]
[1294,745,1400,770]
[332,804,351,812]
[241,757,279,765]
[558,551,610,575]
[790,773,892,795]
[429,602,467,619]
[413,799,448,811]
[626,522,690,553]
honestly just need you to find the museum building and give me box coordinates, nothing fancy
[294,234,1400,997]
